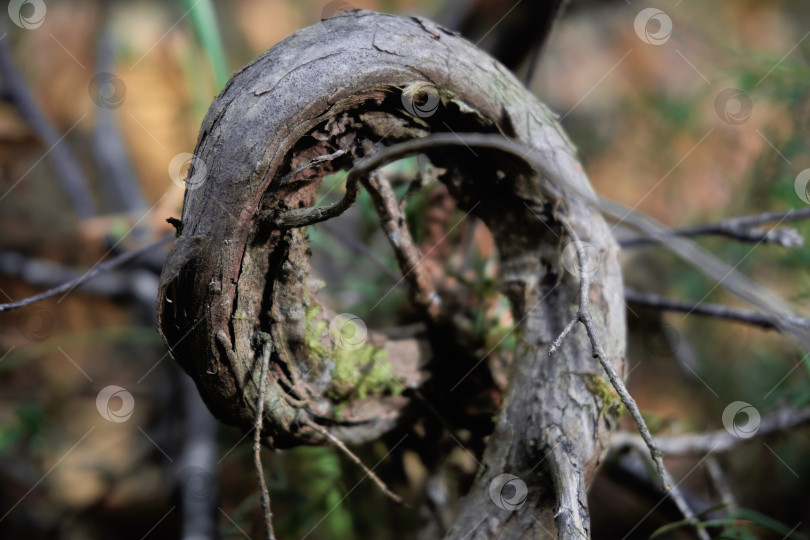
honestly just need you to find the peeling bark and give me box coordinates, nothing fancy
[157,10,626,539]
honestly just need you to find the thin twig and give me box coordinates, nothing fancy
[620,207,810,248]
[254,343,276,540]
[0,233,173,313]
[0,249,158,306]
[550,220,709,540]
[305,419,403,504]
[363,171,440,319]
[625,288,810,331]
[611,406,810,456]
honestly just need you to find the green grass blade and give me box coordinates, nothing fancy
[184,0,230,92]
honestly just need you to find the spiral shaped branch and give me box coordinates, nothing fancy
[157,11,626,539]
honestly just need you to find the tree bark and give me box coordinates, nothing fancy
[157,10,626,539]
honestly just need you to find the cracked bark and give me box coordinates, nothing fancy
[157,11,625,539]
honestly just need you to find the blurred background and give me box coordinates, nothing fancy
[0,0,808,538]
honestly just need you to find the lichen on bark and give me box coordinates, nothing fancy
[304,300,400,402]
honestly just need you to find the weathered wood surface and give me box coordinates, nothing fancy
[157,10,626,538]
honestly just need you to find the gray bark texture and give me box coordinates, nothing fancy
[157,10,626,539]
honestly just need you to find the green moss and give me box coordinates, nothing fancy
[305,303,330,360]
[582,373,623,423]
[331,344,397,400]
[304,302,400,402]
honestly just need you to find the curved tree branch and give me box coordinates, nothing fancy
[157,11,625,539]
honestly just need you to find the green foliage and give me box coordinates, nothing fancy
[276,446,354,539]
[644,92,695,131]
[0,403,45,454]
[651,507,806,540]
[184,0,230,92]
[223,446,354,540]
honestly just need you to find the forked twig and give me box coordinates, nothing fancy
[619,207,810,248]
[550,220,709,540]
[254,343,276,540]
[625,288,810,331]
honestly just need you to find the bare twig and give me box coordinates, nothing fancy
[625,288,810,331]
[0,249,158,307]
[304,419,403,504]
[620,207,810,248]
[363,171,440,319]
[0,233,172,313]
[254,343,276,540]
[611,406,810,456]
[550,220,708,540]
[0,25,96,218]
